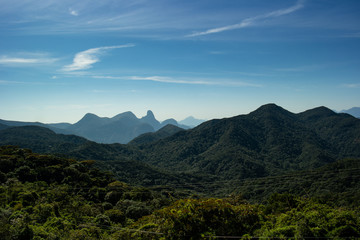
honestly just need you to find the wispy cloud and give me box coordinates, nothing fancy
[0,80,27,85]
[343,83,360,88]
[0,57,40,64]
[340,32,360,38]
[209,51,227,55]
[93,75,262,87]
[0,53,58,66]
[62,44,135,71]
[187,0,305,37]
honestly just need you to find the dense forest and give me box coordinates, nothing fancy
[1,146,359,239]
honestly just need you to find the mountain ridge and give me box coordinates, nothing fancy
[137,104,359,180]
[129,124,185,145]
[1,104,359,186]
[0,110,190,144]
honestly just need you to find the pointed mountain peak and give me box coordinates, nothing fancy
[141,110,160,130]
[142,110,157,121]
[146,110,155,119]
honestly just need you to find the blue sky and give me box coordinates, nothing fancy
[1,0,359,123]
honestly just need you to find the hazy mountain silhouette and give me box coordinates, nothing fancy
[140,110,160,130]
[0,118,66,134]
[0,110,190,144]
[341,107,360,118]
[66,112,154,144]
[179,116,206,127]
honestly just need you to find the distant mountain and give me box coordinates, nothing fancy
[47,122,72,129]
[179,116,206,127]
[0,110,190,144]
[66,112,154,144]
[140,111,190,130]
[341,107,360,118]
[67,111,191,144]
[0,118,66,134]
[140,110,161,130]
[0,119,45,127]
[129,124,185,145]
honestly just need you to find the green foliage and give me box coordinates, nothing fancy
[0,146,171,240]
[258,194,360,239]
[126,197,262,239]
[121,194,360,240]
[0,146,359,239]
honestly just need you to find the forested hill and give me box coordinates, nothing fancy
[0,126,214,188]
[129,124,185,145]
[137,104,360,179]
[0,104,360,191]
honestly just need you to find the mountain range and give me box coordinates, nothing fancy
[135,104,360,180]
[0,110,197,144]
[1,103,359,195]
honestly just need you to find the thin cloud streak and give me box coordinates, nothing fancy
[187,0,305,37]
[0,57,40,64]
[93,75,262,87]
[62,44,135,71]
[343,83,360,88]
[0,55,58,65]
[0,80,27,85]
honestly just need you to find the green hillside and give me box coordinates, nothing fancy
[1,146,359,239]
[129,124,184,145]
[138,104,360,180]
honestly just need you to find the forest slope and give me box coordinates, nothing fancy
[138,104,360,180]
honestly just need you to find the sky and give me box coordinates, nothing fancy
[0,0,360,123]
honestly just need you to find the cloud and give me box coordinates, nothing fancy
[0,80,26,85]
[69,8,79,16]
[62,44,135,71]
[187,0,305,37]
[343,83,360,88]
[0,54,58,66]
[93,75,262,87]
[0,57,40,64]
